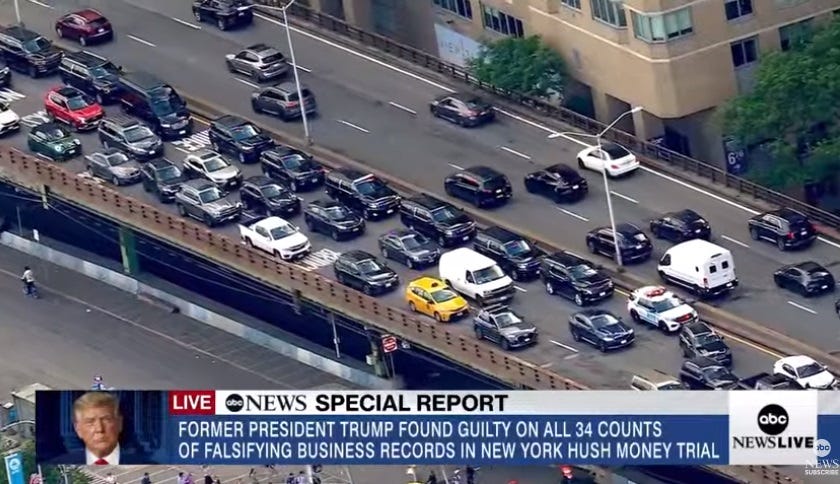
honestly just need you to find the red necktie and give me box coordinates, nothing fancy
[94,459,108,465]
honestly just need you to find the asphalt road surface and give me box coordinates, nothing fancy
[0,1,786,389]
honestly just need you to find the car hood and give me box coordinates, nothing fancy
[73,105,103,119]
[111,163,141,177]
[659,304,696,320]
[697,340,728,354]
[271,231,309,250]
[239,134,273,149]
[499,323,537,337]
[160,112,190,125]
[128,137,160,150]
[208,166,240,180]
[0,110,19,124]
[574,272,611,287]
[361,186,397,201]
[510,252,542,266]
[45,136,78,147]
[800,371,836,388]
[332,214,362,225]
[596,323,631,337]
[29,47,62,60]
[92,74,119,88]
[204,199,238,213]
[405,243,439,258]
[160,177,185,189]
[437,214,472,228]
[267,195,299,206]
[365,269,397,281]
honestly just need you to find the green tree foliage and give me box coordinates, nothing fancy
[468,35,566,99]
[722,17,840,190]
[0,441,91,484]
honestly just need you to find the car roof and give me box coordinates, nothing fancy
[406,194,447,209]
[684,321,713,335]
[190,148,222,160]
[73,9,106,21]
[331,167,369,180]
[32,122,65,132]
[463,165,504,180]
[685,356,722,368]
[257,216,290,229]
[64,50,108,66]
[632,286,674,300]
[1,26,41,41]
[451,92,483,103]
[410,276,448,291]
[121,71,166,90]
[244,175,276,187]
[546,251,588,266]
[575,309,613,318]
[309,198,341,208]
[481,226,521,243]
[148,158,176,169]
[790,261,823,273]
[771,207,809,222]
[54,86,83,97]
[264,145,302,157]
[615,222,642,235]
[244,43,275,53]
[105,116,143,128]
[779,355,817,367]
[183,179,215,190]
[272,81,300,93]
[212,114,248,127]
[385,228,416,239]
[482,304,513,315]
[340,250,375,262]
[545,164,579,176]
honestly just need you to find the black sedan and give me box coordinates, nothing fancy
[239,175,301,217]
[523,163,588,202]
[679,356,739,390]
[303,199,365,241]
[473,305,537,350]
[333,250,399,296]
[649,209,711,242]
[378,229,440,269]
[773,261,835,296]
[192,0,253,30]
[568,309,634,352]
[585,223,653,264]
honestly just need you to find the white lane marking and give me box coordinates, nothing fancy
[127,35,156,47]
[448,163,465,171]
[26,0,54,9]
[610,190,638,204]
[550,340,579,353]
[234,78,259,89]
[557,207,589,222]
[286,61,311,73]
[514,285,527,293]
[388,101,417,115]
[337,119,370,133]
[787,301,817,315]
[539,362,553,368]
[500,146,532,160]
[171,17,202,29]
[721,234,750,248]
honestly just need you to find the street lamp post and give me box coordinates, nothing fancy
[258,1,312,145]
[549,106,642,266]
[13,0,21,24]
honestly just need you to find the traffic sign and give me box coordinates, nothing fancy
[381,335,398,353]
[29,474,41,484]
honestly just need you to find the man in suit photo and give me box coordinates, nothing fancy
[71,391,151,465]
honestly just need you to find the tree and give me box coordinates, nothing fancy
[722,17,840,190]
[468,35,566,99]
[0,441,91,484]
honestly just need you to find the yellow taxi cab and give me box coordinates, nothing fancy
[405,276,469,322]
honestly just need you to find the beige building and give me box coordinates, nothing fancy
[302,0,840,165]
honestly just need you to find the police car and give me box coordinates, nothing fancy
[627,286,697,333]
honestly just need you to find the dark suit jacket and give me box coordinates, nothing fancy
[43,449,156,465]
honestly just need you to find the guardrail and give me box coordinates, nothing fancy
[254,0,840,235]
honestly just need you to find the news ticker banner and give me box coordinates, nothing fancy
[35,390,840,467]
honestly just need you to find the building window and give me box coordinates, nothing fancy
[433,0,473,19]
[481,4,524,37]
[724,0,753,21]
[731,37,758,67]
[632,8,693,43]
[561,0,581,9]
[591,0,627,28]
[779,19,812,51]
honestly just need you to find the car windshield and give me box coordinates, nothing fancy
[357,259,384,273]
[431,206,461,223]
[569,264,598,278]
[157,165,181,181]
[89,63,119,78]
[494,311,522,328]
[502,240,531,256]
[401,233,429,250]
[203,157,228,172]
[602,143,630,160]
[150,97,183,116]
[355,179,387,196]
[124,126,154,142]
[797,362,825,378]
[66,95,92,110]
[430,288,458,303]
[658,383,684,390]
[269,224,296,239]
[281,154,309,169]
[198,188,223,203]
[590,314,619,329]
[651,297,682,312]
[325,206,351,219]
[261,185,285,198]
[105,153,130,166]
[695,333,720,347]
[472,265,505,284]
[41,126,69,139]
[703,366,731,381]
[231,124,260,140]
[22,37,51,53]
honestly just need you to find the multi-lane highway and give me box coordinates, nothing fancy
[0,1,797,388]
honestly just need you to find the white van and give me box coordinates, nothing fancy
[657,239,737,298]
[439,247,515,306]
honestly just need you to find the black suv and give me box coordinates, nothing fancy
[192,0,254,31]
[678,321,732,367]
[260,146,324,191]
[399,195,477,247]
[117,71,192,139]
[333,250,399,296]
[748,207,817,251]
[649,209,711,242]
[473,305,537,350]
[239,175,301,217]
[444,165,512,208]
[251,82,317,121]
[541,251,613,306]
[209,115,274,164]
[98,117,163,160]
[679,356,739,390]
[473,226,542,281]
[585,223,653,264]
[0,26,62,77]
[140,158,185,203]
[324,168,400,220]
[174,179,242,227]
[59,51,121,104]
[303,199,365,241]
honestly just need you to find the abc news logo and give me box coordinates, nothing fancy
[732,404,815,450]
[224,393,307,412]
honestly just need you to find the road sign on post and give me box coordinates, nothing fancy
[381,335,398,353]
[4,452,23,484]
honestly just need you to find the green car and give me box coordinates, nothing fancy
[27,122,82,161]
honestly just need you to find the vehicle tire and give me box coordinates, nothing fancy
[524,180,536,193]
[774,276,784,288]
[203,214,214,227]
[510,270,520,281]
[211,141,220,152]
[111,175,120,186]
[501,339,511,351]
[251,70,261,83]
[28,65,37,78]
[408,301,417,312]
[475,295,484,307]
[406,258,414,270]
[658,321,669,333]
[598,341,608,353]
[570,329,581,342]
[630,310,641,323]
[217,18,227,31]
[380,247,389,259]
[102,140,110,149]
[434,312,443,323]
[194,10,203,22]
[474,327,483,340]
[79,36,88,47]
[305,216,315,231]
[177,204,187,216]
[238,152,246,164]
[56,27,63,38]
[473,194,482,208]
[545,281,555,295]
[651,225,661,239]
[289,179,298,192]
[95,93,105,105]
[243,237,253,247]
[362,285,373,296]
[749,227,760,241]
[331,229,341,241]
[437,235,447,247]
[587,239,597,254]
[776,237,787,251]
[273,250,284,260]
[682,346,690,358]
[574,292,584,306]
[577,157,585,169]
[142,183,151,193]
[657,270,667,282]
[429,106,438,117]
[336,272,346,285]
[251,99,262,113]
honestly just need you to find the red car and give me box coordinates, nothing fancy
[44,86,104,131]
[55,9,113,46]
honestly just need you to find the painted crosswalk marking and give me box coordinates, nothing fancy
[0,88,26,104]
[171,129,211,152]
[20,110,50,128]
[294,248,342,271]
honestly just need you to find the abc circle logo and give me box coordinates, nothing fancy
[757,404,789,435]
[7,456,21,472]
[225,393,244,412]
[816,439,832,458]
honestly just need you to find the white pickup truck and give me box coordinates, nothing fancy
[239,215,311,261]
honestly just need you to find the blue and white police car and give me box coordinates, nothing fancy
[627,286,697,333]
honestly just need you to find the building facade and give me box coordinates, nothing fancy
[304,0,840,166]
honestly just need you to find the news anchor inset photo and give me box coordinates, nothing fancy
[36,390,168,465]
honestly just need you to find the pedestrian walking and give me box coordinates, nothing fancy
[20,266,36,297]
[141,473,152,484]
[285,473,295,484]
[204,473,213,484]
[185,473,195,484]
[294,471,306,484]
[177,472,186,484]
[425,470,437,484]
[213,476,221,484]
[465,466,476,484]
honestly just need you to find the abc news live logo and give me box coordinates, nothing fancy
[224,393,306,413]
[732,404,827,454]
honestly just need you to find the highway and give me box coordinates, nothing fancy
[0,1,786,388]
